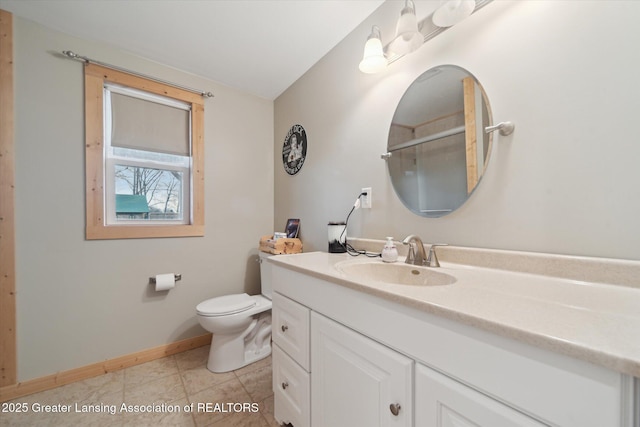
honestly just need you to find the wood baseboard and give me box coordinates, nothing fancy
[0,333,212,402]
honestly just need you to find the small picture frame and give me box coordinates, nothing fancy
[285,218,300,238]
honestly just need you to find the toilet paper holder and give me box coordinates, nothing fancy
[149,274,182,284]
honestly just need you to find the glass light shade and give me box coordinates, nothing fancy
[432,0,476,27]
[359,28,387,74]
[396,7,419,41]
[390,0,423,55]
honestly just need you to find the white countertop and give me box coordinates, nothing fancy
[268,251,640,378]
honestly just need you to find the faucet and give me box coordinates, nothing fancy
[402,235,428,266]
[402,235,448,267]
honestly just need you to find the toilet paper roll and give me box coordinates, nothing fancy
[154,273,175,291]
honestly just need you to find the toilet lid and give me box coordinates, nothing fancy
[196,293,256,316]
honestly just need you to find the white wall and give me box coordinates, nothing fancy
[13,17,274,381]
[274,0,640,261]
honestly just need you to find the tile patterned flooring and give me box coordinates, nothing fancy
[1,346,279,426]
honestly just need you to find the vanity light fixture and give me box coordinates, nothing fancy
[358,26,387,74]
[433,0,477,28]
[359,0,492,74]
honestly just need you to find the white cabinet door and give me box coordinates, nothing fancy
[311,312,413,427]
[415,363,549,427]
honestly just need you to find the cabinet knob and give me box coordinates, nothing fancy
[281,381,289,390]
[389,403,401,416]
[281,325,288,332]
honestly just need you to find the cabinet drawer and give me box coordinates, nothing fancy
[273,292,310,370]
[273,344,310,427]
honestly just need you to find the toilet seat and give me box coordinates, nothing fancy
[196,293,257,317]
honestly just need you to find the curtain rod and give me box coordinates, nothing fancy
[62,50,214,98]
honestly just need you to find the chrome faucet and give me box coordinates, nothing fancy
[402,235,428,266]
[402,235,448,268]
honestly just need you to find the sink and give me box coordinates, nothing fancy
[335,261,456,286]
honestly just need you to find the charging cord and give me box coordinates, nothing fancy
[339,192,381,257]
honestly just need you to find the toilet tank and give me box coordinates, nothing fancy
[258,252,274,299]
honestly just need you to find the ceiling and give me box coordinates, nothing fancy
[0,0,385,100]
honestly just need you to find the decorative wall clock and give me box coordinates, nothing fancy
[282,124,307,175]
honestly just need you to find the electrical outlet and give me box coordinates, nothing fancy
[361,187,372,209]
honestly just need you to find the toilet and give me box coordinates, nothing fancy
[196,252,273,373]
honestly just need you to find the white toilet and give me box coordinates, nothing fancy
[196,252,273,373]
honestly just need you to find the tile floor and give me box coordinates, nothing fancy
[1,346,279,426]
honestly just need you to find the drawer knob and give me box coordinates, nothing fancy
[389,403,401,416]
[281,381,289,390]
[281,325,288,332]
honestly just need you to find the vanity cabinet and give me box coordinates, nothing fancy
[311,312,413,427]
[270,259,637,427]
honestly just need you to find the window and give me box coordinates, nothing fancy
[104,84,191,224]
[85,64,204,239]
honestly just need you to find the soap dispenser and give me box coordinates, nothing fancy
[381,237,398,263]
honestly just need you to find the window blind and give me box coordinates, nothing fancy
[110,91,190,156]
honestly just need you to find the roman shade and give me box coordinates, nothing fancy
[110,91,190,156]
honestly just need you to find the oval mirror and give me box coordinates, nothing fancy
[386,65,492,217]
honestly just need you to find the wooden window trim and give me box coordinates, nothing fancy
[84,63,204,239]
